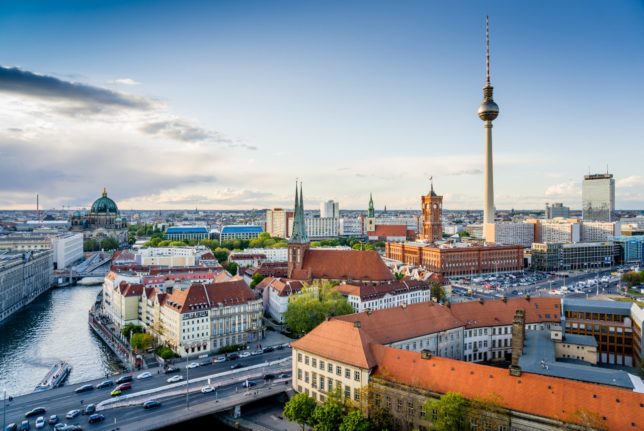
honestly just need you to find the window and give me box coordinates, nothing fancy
[312,358,317,368]
[297,368,302,379]
[345,368,351,379]
[328,363,333,373]
[305,372,309,383]
[328,379,333,391]
[354,388,360,401]
[397,399,403,412]
[297,353,302,362]
[319,376,325,391]
[305,356,309,365]
[311,372,317,388]
[336,366,342,376]
[354,370,360,381]
[320,360,325,371]
[345,385,351,398]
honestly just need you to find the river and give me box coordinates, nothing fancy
[0,285,124,396]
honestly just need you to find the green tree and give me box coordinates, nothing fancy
[310,241,322,248]
[457,231,470,238]
[311,390,345,431]
[622,271,642,288]
[121,324,144,339]
[431,282,446,303]
[168,240,187,246]
[131,333,154,352]
[224,262,239,275]
[424,392,469,431]
[340,409,372,431]
[369,407,395,431]
[100,237,119,250]
[394,272,405,281]
[250,273,265,289]
[213,247,230,263]
[284,281,353,336]
[283,393,317,431]
[83,239,99,252]
[158,240,171,247]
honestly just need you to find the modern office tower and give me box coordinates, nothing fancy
[582,173,615,222]
[545,202,570,219]
[320,200,340,218]
[479,17,500,241]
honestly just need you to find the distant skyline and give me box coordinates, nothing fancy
[0,1,643,211]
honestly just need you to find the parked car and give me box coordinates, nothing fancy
[57,426,82,431]
[277,373,289,379]
[34,418,45,430]
[115,383,132,391]
[65,410,80,420]
[227,353,239,361]
[263,374,275,380]
[241,380,257,388]
[262,346,274,353]
[230,363,243,370]
[200,386,215,393]
[110,389,122,397]
[167,375,183,383]
[88,414,105,424]
[186,362,199,369]
[212,356,226,363]
[25,408,46,418]
[47,415,59,425]
[239,351,251,358]
[136,372,152,380]
[74,384,94,393]
[116,375,133,384]
[251,350,263,356]
[82,404,95,415]
[5,423,17,431]
[19,421,29,431]
[52,424,66,431]
[94,380,113,389]
[142,400,161,409]
[164,367,180,374]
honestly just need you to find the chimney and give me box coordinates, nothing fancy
[166,286,173,295]
[509,309,525,377]
[420,349,432,360]
[479,297,484,304]
[354,320,361,328]
[502,296,507,303]
[366,308,372,315]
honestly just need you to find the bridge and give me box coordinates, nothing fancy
[2,350,292,431]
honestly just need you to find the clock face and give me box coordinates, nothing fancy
[433,204,438,209]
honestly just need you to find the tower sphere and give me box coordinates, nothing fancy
[478,98,499,121]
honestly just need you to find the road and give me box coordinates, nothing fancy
[2,348,291,431]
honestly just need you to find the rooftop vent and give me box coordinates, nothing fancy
[354,320,362,328]
[420,350,432,360]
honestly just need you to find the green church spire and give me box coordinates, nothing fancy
[368,193,375,218]
[290,181,308,244]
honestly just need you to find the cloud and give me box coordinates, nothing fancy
[617,175,644,188]
[544,181,580,199]
[110,78,140,86]
[0,66,150,111]
[446,168,483,176]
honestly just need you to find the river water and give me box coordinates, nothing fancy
[0,285,124,396]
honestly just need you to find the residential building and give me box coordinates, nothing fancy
[265,208,293,238]
[320,200,340,219]
[165,226,209,241]
[531,242,618,271]
[335,280,433,313]
[235,247,287,262]
[257,277,305,323]
[288,217,339,239]
[419,181,443,243]
[386,242,524,277]
[134,246,208,267]
[464,223,484,239]
[484,221,534,247]
[545,202,570,219]
[582,173,615,222]
[442,223,463,235]
[338,217,364,238]
[581,220,621,242]
[0,250,53,323]
[532,218,582,243]
[220,225,263,241]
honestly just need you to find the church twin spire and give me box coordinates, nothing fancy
[290,180,308,244]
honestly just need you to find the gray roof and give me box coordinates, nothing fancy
[562,298,632,316]
[519,330,633,389]
[562,333,598,347]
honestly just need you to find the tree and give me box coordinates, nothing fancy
[339,409,372,431]
[83,239,99,252]
[121,323,144,339]
[284,281,353,336]
[250,273,265,289]
[213,247,229,263]
[168,240,187,246]
[569,409,607,431]
[224,262,239,275]
[394,272,405,281]
[100,237,119,250]
[467,393,509,431]
[311,390,345,431]
[424,392,469,431]
[369,407,396,431]
[283,393,317,431]
[131,333,154,352]
[622,271,643,288]
[430,282,446,303]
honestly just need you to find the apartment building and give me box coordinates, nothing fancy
[335,279,433,313]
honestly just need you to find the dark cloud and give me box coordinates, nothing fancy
[0,66,151,111]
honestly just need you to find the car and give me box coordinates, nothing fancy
[75,384,94,394]
[65,410,80,420]
[94,380,113,389]
[263,374,275,380]
[262,346,274,353]
[19,421,29,431]
[136,372,152,380]
[227,353,239,361]
[35,417,45,429]
[110,389,122,397]
[212,356,226,363]
[164,367,180,374]
[230,363,243,370]
[142,400,161,410]
[47,415,59,425]
[116,375,133,384]
[241,380,257,388]
[166,375,183,383]
[5,423,17,431]
[116,382,132,390]
[275,344,284,350]
[52,424,66,431]
[251,350,263,356]
[239,351,251,358]
[82,405,95,416]
[186,362,199,369]
[277,373,289,379]
[200,385,215,393]
[25,408,46,418]
[88,414,105,424]
[58,426,82,431]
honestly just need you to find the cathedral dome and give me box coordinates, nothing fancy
[90,188,118,214]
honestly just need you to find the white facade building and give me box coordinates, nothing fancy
[538,219,582,243]
[581,221,621,242]
[336,280,432,313]
[238,247,287,262]
[485,222,535,248]
[51,233,84,269]
[339,217,364,237]
[288,217,339,238]
[320,200,340,219]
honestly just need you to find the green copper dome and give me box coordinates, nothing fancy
[90,188,118,214]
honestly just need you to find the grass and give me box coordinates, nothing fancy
[610,296,644,307]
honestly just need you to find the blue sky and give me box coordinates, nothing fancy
[0,0,642,210]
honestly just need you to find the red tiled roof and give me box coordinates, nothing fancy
[163,280,257,313]
[449,297,561,328]
[259,277,305,297]
[371,345,643,431]
[372,225,407,237]
[291,319,378,369]
[118,282,144,297]
[336,279,431,301]
[293,249,393,282]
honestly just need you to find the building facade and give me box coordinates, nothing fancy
[545,202,570,219]
[320,200,340,219]
[265,208,293,238]
[165,226,209,241]
[339,217,364,238]
[581,221,621,242]
[531,242,618,271]
[419,183,443,243]
[582,173,615,222]
[288,217,339,239]
[220,225,263,241]
[485,222,534,248]
[336,280,433,313]
[613,235,644,264]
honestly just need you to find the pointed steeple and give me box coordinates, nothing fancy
[368,193,375,218]
[102,187,108,197]
[290,181,308,244]
[429,177,437,197]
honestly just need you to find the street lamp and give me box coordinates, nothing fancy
[185,347,190,410]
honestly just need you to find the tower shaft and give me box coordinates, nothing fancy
[483,121,495,225]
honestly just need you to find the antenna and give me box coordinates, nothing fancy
[486,16,491,86]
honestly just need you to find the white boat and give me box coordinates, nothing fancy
[34,361,72,392]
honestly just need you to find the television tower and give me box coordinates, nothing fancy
[478,16,499,230]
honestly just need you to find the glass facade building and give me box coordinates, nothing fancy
[582,173,615,222]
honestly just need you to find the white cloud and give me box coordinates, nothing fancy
[544,181,581,199]
[617,175,644,188]
[110,78,140,86]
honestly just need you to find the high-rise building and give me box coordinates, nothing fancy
[545,202,570,219]
[319,200,339,218]
[582,173,615,222]
[479,17,500,241]
[265,208,293,238]
[420,180,443,242]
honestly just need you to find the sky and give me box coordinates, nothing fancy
[0,0,643,211]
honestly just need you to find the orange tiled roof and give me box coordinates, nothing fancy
[371,225,407,237]
[336,279,431,301]
[334,302,463,344]
[449,297,561,328]
[295,249,393,282]
[371,345,643,431]
[258,277,305,297]
[291,319,378,369]
[163,280,257,313]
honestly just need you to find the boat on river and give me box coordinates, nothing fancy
[34,361,72,392]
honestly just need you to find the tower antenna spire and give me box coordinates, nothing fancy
[486,15,491,86]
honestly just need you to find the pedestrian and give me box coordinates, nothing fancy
[80,399,84,405]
